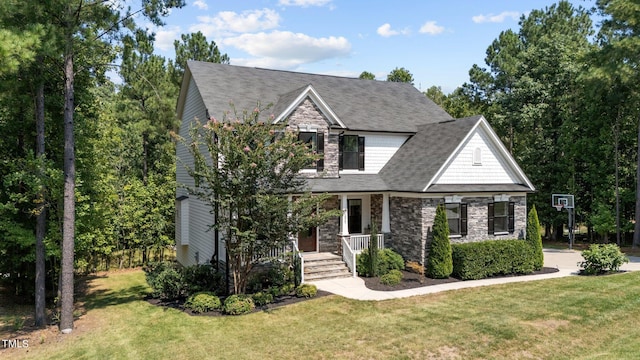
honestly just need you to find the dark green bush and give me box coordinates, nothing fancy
[380,269,403,286]
[526,206,544,270]
[223,295,255,315]
[357,248,404,277]
[452,240,535,280]
[368,222,380,277]
[184,292,221,313]
[295,284,317,298]
[182,264,225,296]
[246,260,294,293]
[579,244,629,275]
[144,262,185,300]
[426,204,453,279]
[252,292,274,306]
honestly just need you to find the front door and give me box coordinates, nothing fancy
[348,199,362,234]
[298,227,317,252]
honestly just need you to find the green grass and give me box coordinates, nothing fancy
[4,270,640,359]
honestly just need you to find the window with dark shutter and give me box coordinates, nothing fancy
[489,201,511,234]
[298,132,317,170]
[460,203,468,236]
[488,202,494,234]
[339,135,365,171]
[508,202,515,233]
[446,203,466,236]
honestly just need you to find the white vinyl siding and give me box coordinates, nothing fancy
[176,77,208,193]
[176,198,189,245]
[341,134,408,174]
[434,129,519,185]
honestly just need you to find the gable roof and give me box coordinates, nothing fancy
[178,61,453,133]
[378,116,535,193]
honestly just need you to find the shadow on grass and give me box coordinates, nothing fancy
[81,285,150,311]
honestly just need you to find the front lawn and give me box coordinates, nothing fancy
[3,269,640,359]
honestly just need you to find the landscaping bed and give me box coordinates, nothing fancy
[363,267,560,292]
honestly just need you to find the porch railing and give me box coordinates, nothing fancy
[349,234,385,253]
[341,238,357,277]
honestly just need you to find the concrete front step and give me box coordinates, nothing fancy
[303,252,353,281]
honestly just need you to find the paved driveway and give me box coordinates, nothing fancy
[543,248,640,271]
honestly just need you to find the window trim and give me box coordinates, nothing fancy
[445,202,467,236]
[488,201,515,235]
[339,134,365,171]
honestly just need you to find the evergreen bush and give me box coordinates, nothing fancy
[526,205,544,270]
[452,240,535,280]
[579,244,628,275]
[426,204,453,279]
[223,295,255,315]
[251,292,274,306]
[357,248,404,277]
[184,292,221,313]
[380,269,403,286]
[144,262,185,300]
[368,221,379,277]
[295,284,318,298]
[182,264,224,296]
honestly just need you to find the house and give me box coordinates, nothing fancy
[175,61,535,280]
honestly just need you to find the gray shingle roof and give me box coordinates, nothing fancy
[185,61,453,133]
[379,116,482,192]
[305,175,389,193]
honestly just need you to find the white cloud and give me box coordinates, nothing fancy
[376,23,409,38]
[472,11,520,24]
[192,0,208,10]
[191,8,280,38]
[222,30,351,68]
[419,21,444,35]
[153,25,182,51]
[278,0,332,7]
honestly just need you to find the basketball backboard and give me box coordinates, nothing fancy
[552,194,574,209]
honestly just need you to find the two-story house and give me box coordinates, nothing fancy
[175,61,535,280]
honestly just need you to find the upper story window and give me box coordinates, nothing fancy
[473,147,482,165]
[339,135,365,171]
[298,131,324,171]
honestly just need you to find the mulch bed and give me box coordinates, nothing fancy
[363,267,560,292]
[146,290,332,317]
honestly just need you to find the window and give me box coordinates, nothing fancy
[473,147,482,165]
[488,201,514,234]
[339,135,364,170]
[445,203,467,236]
[298,131,324,171]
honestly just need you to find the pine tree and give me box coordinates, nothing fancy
[368,220,379,277]
[526,205,544,270]
[426,205,453,279]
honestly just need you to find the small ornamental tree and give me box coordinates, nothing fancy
[368,220,379,277]
[180,103,341,294]
[526,205,544,270]
[426,204,453,279]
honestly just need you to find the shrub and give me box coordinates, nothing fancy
[380,269,403,286]
[252,292,274,306]
[246,260,294,293]
[426,205,453,279]
[368,221,380,277]
[182,264,224,296]
[184,292,221,313]
[526,205,544,270]
[144,262,185,300]
[223,295,255,315]
[295,284,318,298]
[579,244,629,275]
[452,240,535,280]
[405,261,424,275]
[357,248,404,277]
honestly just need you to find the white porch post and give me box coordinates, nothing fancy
[340,194,349,236]
[382,193,390,233]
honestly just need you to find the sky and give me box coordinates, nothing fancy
[144,0,594,93]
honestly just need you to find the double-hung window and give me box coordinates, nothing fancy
[488,201,514,234]
[298,131,324,171]
[445,203,467,236]
[339,135,364,170]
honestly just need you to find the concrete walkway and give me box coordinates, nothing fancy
[308,249,640,301]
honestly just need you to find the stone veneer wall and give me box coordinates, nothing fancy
[388,197,425,264]
[285,98,339,178]
[388,195,528,265]
[370,194,382,231]
[455,195,527,243]
[318,195,340,253]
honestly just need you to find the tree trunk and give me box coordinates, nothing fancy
[35,74,47,327]
[59,41,76,334]
[634,111,640,248]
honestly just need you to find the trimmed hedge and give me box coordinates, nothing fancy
[452,240,535,280]
[184,292,221,313]
[223,295,255,315]
[380,269,403,286]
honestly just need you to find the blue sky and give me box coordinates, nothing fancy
[146,0,593,93]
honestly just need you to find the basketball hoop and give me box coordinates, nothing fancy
[554,204,564,212]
